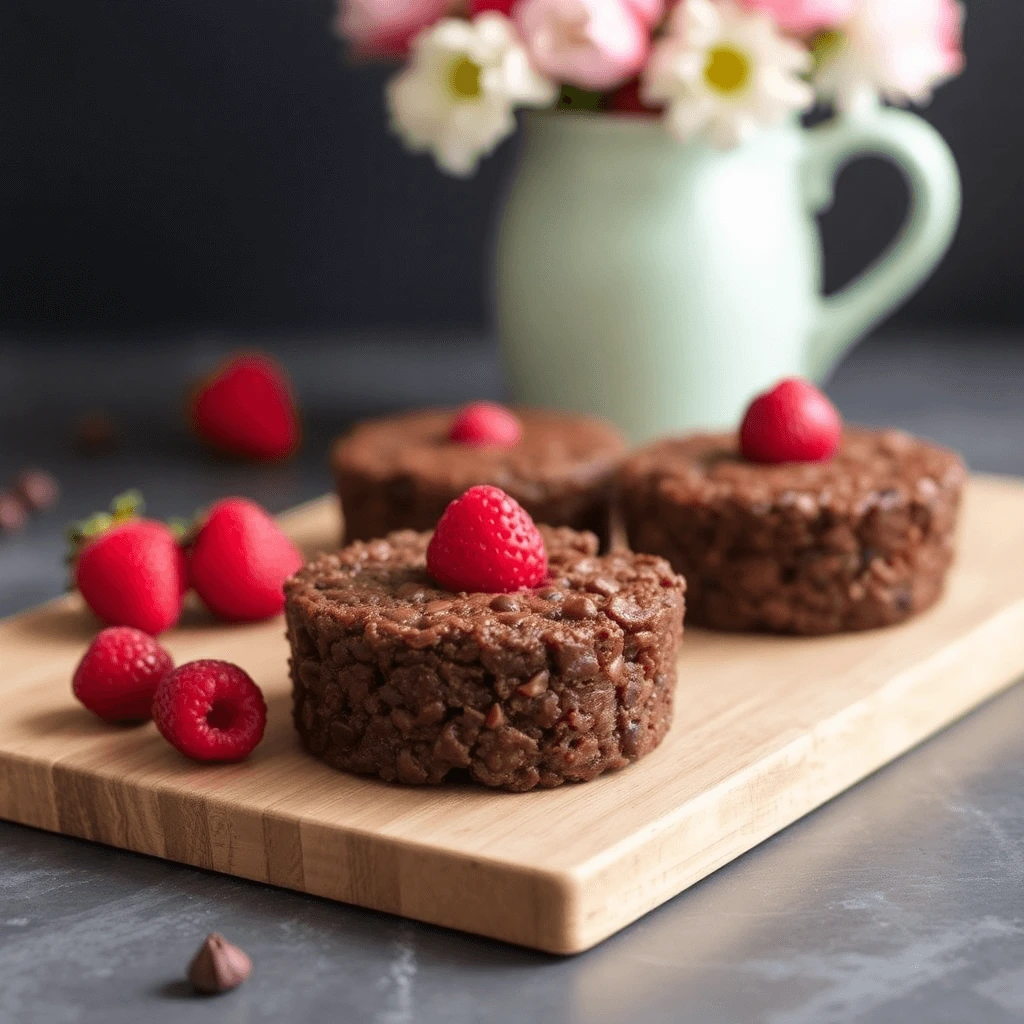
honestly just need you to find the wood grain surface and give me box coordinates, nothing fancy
[2,480,1024,954]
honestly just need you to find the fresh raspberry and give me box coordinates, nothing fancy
[740,377,842,464]
[190,353,300,462]
[71,492,189,636]
[448,402,523,448]
[72,626,174,722]
[187,497,304,622]
[426,485,547,593]
[153,660,267,762]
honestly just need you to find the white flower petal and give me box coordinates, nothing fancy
[386,13,555,176]
[645,0,813,151]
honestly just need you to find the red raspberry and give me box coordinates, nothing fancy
[448,402,522,448]
[740,377,842,464]
[427,485,547,593]
[153,660,267,762]
[72,626,174,722]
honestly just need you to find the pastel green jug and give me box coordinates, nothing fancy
[496,105,961,443]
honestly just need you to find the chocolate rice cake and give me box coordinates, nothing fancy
[332,408,626,544]
[619,428,966,636]
[285,527,685,792]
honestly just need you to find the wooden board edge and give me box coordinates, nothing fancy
[556,597,1024,953]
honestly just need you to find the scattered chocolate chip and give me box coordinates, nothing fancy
[74,411,117,453]
[489,595,520,613]
[187,933,252,995]
[0,492,28,534]
[13,469,60,512]
[485,703,505,729]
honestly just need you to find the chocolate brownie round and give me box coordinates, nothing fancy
[332,408,626,543]
[619,428,965,636]
[285,528,685,791]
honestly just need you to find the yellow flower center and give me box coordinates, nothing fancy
[448,57,483,100]
[704,45,752,95]
[810,29,845,70]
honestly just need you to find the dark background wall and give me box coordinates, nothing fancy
[0,0,1019,334]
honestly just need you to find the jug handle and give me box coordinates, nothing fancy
[803,102,962,381]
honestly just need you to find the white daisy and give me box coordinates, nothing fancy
[387,13,557,177]
[642,0,814,150]
[814,0,965,112]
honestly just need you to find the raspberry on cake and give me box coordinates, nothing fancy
[285,526,686,792]
[426,484,548,593]
[331,406,626,544]
[618,427,966,635]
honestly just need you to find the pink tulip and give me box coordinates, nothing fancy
[336,0,456,56]
[515,0,656,91]
[741,0,857,35]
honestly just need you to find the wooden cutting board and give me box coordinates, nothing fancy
[3,477,1024,954]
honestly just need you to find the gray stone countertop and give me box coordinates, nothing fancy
[2,329,1024,1024]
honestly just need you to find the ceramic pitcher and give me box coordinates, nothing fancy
[495,104,961,443]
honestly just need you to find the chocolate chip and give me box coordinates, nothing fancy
[490,595,520,613]
[13,470,59,512]
[562,595,597,619]
[396,582,428,602]
[485,703,505,729]
[0,492,27,534]
[586,577,621,596]
[607,595,656,629]
[187,933,252,995]
[538,588,564,602]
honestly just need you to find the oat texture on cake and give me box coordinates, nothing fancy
[619,428,965,635]
[285,527,685,791]
[332,408,626,544]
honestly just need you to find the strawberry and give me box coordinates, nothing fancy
[72,626,174,722]
[426,485,548,593]
[190,353,300,462]
[448,402,523,447]
[69,492,188,635]
[153,660,267,762]
[740,378,843,464]
[187,497,304,622]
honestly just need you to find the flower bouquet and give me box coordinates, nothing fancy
[336,0,964,175]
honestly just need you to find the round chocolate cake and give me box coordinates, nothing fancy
[618,428,965,636]
[332,408,626,543]
[285,527,685,791]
